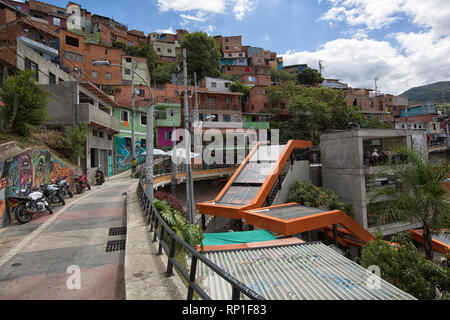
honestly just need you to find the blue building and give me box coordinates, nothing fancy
[400,102,437,117]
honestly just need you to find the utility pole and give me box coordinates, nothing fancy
[183,48,195,224]
[131,62,137,174]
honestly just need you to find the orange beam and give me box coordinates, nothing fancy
[242,205,376,243]
[410,229,450,255]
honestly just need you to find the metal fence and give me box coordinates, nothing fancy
[136,178,265,301]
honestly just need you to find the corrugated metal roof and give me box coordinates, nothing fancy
[197,242,416,300]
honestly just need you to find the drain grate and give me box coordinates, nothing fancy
[109,226,127,236]
[106,239,126,252]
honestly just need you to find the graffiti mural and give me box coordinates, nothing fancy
[114,136,146,173]
[0,148,81,227]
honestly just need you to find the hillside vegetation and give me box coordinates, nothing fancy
[401,81,450,103]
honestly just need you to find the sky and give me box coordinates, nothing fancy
[34,0,450,95]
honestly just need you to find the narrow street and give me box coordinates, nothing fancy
[0,178,132,300]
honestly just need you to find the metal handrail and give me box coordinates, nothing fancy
[136,178,265,301]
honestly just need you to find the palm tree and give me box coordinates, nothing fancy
[369,147,450,260]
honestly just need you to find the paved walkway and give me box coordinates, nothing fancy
[0,178,132,300]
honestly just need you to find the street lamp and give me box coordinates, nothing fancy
[92,59,155,205]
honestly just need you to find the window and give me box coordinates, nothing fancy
[124,69,131,75]
[167,48,172,53]
[65,35,79,47]
[126,57,132,63]
[140,114,147,126]
[254,68,259,74]
[206,97,216,108]
[121,110,129,122]
[228,53,232,57]
[227,66,232,71]
[223,114,231,122]
[225,39,229,42]
[108,134,113,140]
[248,76,255,82]
[211,82,217,88]
[99,131,104,138]
[138,89,145,97]
[156,110,167,120]
[92,71,98,78]
[225,97,232,104]
[239,53,243,57]
[225,46,229,50]
[53,17,61,26]
[128,41,134,46]
[106,73,112,81]
[141,139,146,148]
[125,137,131,147]
[93,130,98,137]
[157,47,161,52]
[49,72,56,84]
[234,46,239,50]
[63,50,83,62]
[225,83,230,88]
[24,58,38,81]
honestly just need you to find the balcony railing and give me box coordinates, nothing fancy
[198,104,241,112]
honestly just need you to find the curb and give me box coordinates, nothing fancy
[124,181,188,300]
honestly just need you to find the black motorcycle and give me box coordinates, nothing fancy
[54,177,73,198]
[95,166,105,186]
[40,183,65,206]
[8,189,52,224]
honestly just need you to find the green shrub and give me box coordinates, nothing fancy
[288,180,354,216]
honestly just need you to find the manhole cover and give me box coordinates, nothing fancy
[106,239,126,252]
[109,226,127,236]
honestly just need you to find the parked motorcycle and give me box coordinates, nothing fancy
[40,182,65,206]
[8,189,52,224]
[74,174,91,194]
[54,177,73,199]
[95,166,105,186]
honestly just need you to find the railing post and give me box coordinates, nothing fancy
[152,218,159,242]
[157,227,165,256]
[187,255,198,300]
[232,287,241,300]
[201,214,206,231]
[166,236,176,277]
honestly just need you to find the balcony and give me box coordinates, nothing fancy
[78,103,120,133]
[198,104,241,112]
[17,36,58,58]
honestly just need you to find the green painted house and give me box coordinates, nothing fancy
[113,106,148,173]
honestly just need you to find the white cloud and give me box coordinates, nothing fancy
[285,0,450,95]
[233,0,256,20]
[155,27,176,34]
[157,0,226,14]
[156,0,257,21]
[320,0,450,36]
[281,34,450,95]
[180,13,207,22]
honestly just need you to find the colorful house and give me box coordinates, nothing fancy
[155,102,181,150]
[113,105,148,173]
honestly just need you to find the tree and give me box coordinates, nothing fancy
[152,63,177,86]
[268,84,364,144]
[288,180,354,216]
[0,70,50,136]
[63,124,88,162]
[359,232,450,299]
[369,147,450,260]
[229,81,251,95]
[271,69,297,84]
[297,67,324,86]
[180,32,221,79]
